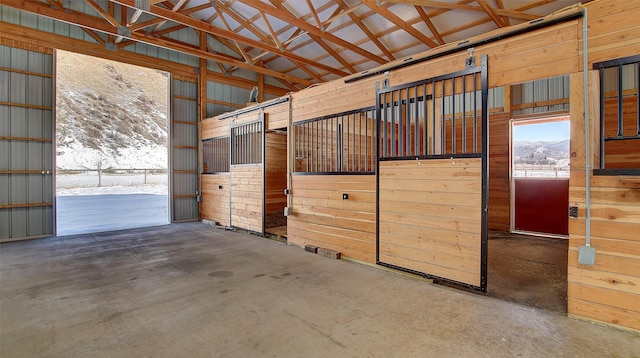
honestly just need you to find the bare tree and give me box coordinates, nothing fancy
[84,154,110,187]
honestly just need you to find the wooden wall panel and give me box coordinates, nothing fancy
[378,158,482,287]
[266,102,289,130]
[287,175,376,263]
[231,164,263,233]
[488,113,511,231]
[568,43,640,330]
[201,117,229,140]
[291,22,578,124]
[265,132,287,228]
[201,173,230,226]
[585,1,640,66]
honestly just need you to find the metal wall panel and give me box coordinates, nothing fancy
[512,75,570,116]
[171,78,199,222]
[0,45,54,241]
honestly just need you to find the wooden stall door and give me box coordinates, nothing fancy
[230,120,264,233]
[376,56,488,290]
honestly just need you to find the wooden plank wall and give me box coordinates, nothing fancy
[287,175,376,262]
[230,164,263,233]
[567,1,640,331]
[291,21,578,122]
[201,117,229,140]
[488,113,511,231]
[201,173,230,226]
[378,158,482,286]
[265,132,287,228]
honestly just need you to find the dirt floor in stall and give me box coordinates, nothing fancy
[487,231,568,315]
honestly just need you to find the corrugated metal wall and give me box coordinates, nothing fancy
[511,75,570,115]
[0,45,55,240]
[171,78,199,221]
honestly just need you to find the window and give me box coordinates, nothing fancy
[595,55,640,174]
[294,107,376,173]
[231,121,262,165]
[202,136,229,173]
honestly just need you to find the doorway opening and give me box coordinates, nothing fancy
[511,116,570,237]
[487,115,570,314]
[264,128,288,238]
[55,50,170,236]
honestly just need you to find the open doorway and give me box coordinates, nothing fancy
[264,129,287,238]
[55,50,170,236]
[511,117,570,237]
[487,115,570,314]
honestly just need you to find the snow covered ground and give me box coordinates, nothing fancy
[56,173,169,236]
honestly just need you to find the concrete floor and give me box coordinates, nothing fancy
[1,223,638,357]
[488,231,568,314]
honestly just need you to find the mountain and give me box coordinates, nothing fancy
[513,140,570,165]
[56,50,169,170]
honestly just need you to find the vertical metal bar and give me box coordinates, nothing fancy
[359,113,363,171]
[338,123,343,171]
[452,77,457,155]
[340,116,344,171]
[398,91,404,157]
[405,87,410,156]
[441,79,446,154]
[414,86,419,156]
[473,73,478,152]
[637,62,640,135]
[325,118,329,172]
[600,68,606,169]
[365,112,369,171]
[432,81,436,155]
[480,55,489,292]
[331,117,334,171]
[617,64,624,137]
[391,91,396,157]
[423,83,428,156]
[405,90,409,156]
[383,94,388,158]
[347,114,356,171]
[304,122,311,172]
[462,74,467,154]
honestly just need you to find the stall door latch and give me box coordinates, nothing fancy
[569,206,578,218]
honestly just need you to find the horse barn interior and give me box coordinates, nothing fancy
[1,0,640,355]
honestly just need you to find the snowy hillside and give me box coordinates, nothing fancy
[513,140,570,164]
[56,50,169,170]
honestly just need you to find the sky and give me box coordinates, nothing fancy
[513,120,570,142]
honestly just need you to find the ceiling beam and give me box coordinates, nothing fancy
[476,0,506,27]
[362,1,439,48]
[4,0,313,86]
[378,0,541,21]
[240,0,387,65]
[108,0,347,77]
[414,6,444,45]
[84,0,120,27]
[334,0,396,61]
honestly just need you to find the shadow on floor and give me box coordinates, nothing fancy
[487,230,568,314]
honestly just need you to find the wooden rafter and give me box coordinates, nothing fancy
[495,0,511,26]
[334,0,395,61]
[107,0,347,77]
[362,1,439,49]
[414,6,444,45]
[4,0,312,86]
[378,0,541,21]
[267,0,355,76]
[476,0,506,27]
[85,0,120,27]
[305,0,323,32]
[241,0,386,65]
[211,0,273,45]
